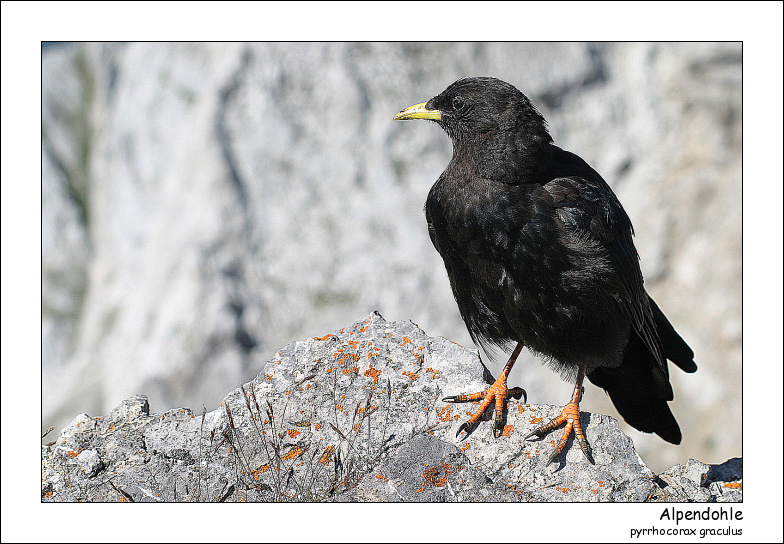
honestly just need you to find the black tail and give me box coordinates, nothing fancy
[649,296,697,373]
[587,296,696,444]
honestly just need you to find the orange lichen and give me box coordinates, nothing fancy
[724,482,742,489]
[502,424,513,437]
[401,371,419,381]
[422,466,448,487]
[287,429,301,438]
[265,374,273,381]
[460,443,471,452]
[364,364,381,384]
[281,446,303,460]
[415,461,464,494]
[314,334,335,341]
[436,405,456,422]
[375,472,388,481]
[401,337,411,346]
[315,423,321,431]
[335,404,344,412]
[353,423,361,432]
[319,445,336,465]
[252,465,271,479]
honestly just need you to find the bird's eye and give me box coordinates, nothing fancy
[452,96,465,110]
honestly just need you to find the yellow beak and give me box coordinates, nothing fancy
[393,102,442,121]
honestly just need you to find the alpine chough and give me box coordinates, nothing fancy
[394,77,696,464]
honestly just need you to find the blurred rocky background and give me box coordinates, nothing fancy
[42,42,741,472]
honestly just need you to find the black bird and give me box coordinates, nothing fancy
[394,77,696,464]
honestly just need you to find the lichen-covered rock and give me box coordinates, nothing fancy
[41,313,741,502]
[652,457,743,502]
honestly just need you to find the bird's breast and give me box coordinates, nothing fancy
[425,174,618,359]
[425,173,550,264]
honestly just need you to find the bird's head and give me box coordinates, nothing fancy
[394,77,553,182]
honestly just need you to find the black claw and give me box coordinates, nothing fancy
[508,387,527,403]
[493,422,503,438]
[525,430,542,441]
[442,395,460,403]
[582,446,595,464]
[546,449,562,466]
[456,421,471,437]
[492,411,504,438]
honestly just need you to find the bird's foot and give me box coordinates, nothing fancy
[443,376,526,438]
[525,400,594,465]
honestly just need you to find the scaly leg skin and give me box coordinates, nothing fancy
[525,365,595,465]
[443,343,526,438]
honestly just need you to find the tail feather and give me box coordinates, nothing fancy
[588,333,683,444]
[588,296,694,443]
[649,296,697,373]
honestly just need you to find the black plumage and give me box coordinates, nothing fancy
[394,77,696,462]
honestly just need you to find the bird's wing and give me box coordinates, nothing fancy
[543,176,666,370]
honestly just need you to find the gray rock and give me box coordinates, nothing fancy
[76,449,104,478]
[652,457,743,502]
[41,313,741,502]
[348,433,516,502]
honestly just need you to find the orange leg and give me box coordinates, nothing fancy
[525,365,594,465]
[443,343,526,438]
